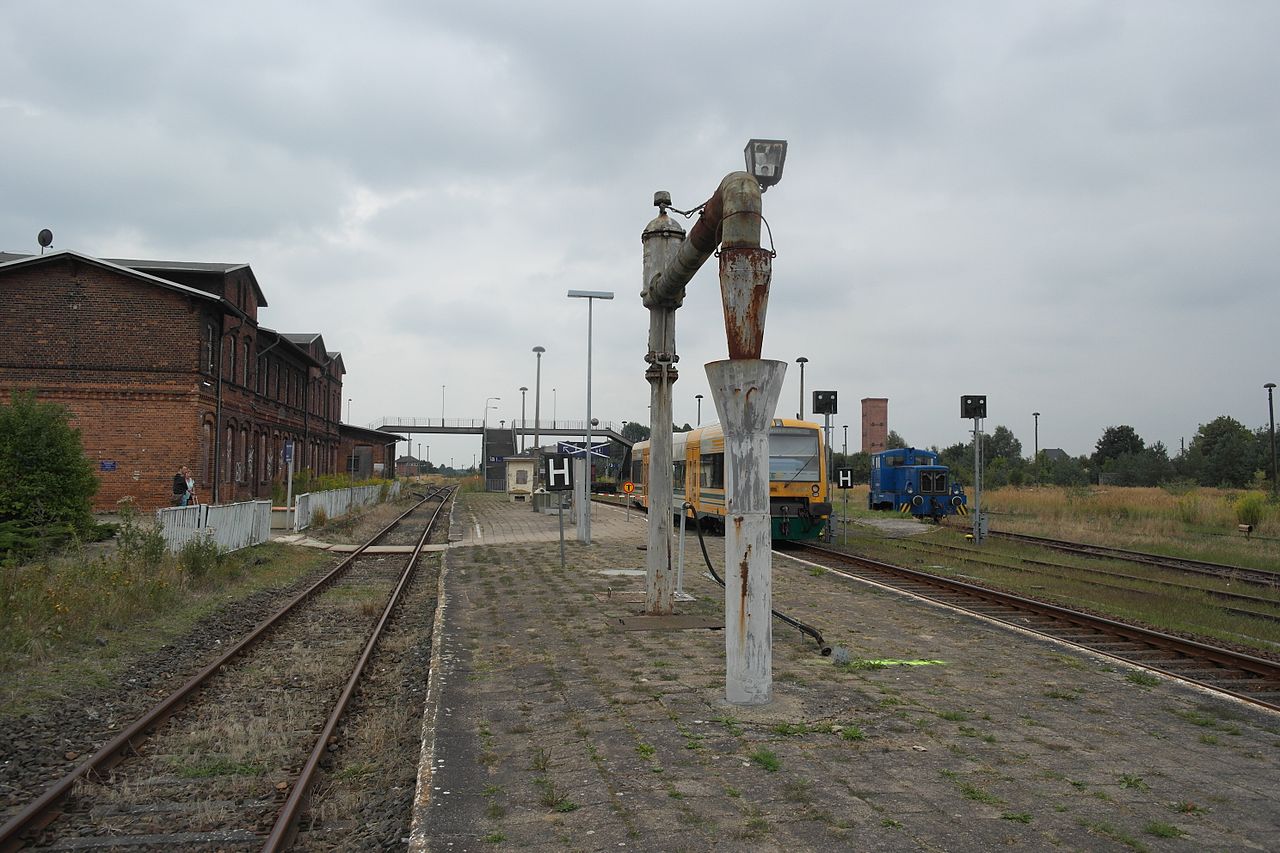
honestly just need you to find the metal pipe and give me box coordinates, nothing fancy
[642,206,686,615]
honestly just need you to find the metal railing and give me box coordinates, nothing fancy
[155,501,272,553]
[369,416,622,434]
[294,480,402,531]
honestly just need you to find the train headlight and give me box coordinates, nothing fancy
[811,484,820,496]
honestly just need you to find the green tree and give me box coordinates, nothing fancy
[984,425,1022,461]
[1094,425,1145,466]
[621,421,650,443]
[0,392,99,555]
[1183,416,1262,488]
[885,430,908,450]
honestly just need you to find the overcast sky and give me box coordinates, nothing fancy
[4,1,1278,466]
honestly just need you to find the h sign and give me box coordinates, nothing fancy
[545,454,574,491]
[836,468,855,489]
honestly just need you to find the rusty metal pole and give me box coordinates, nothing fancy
[641,199,687,615]
[706,171,782,705]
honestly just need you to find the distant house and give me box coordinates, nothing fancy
[1041,448,1070,463]
[505,456,536,502]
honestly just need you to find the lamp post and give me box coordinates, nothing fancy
[1032,411,1041,483]
[1266,383,1277,498]
[532,347,545,453]
[553,388,557,426]
[696,393,703,426]
[441,385,445,423]
[519,386,529,453]
[842,424,848,458]
[568,289,614,544]
[796,356,808,419]
[347,398,354,498]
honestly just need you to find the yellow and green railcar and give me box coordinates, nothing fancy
[631,418,830,541]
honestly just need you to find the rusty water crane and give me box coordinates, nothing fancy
[640,139,788,706]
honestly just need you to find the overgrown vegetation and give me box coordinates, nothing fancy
[0,499,238,672]
[0,392,101,560]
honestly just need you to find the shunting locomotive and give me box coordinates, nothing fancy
[631,418,831,541]
[868,447,968,521]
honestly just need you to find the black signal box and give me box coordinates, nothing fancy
[812,390,837,415]
[961,395,987,419]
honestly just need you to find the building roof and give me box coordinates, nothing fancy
[0,251,268,307]
[0,249,224,305]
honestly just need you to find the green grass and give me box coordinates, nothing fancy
[174,758,265,778]
[1001,812,1032,823]
[1126,672,1161,687]
[750,747,781,772]
[1144,821,1187,839]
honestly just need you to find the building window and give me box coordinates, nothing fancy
[227,336,236,382]
[203,324,216,374]
[242,341,251,387]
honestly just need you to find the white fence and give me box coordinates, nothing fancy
[294,481,401,531]
[155,500,272,554]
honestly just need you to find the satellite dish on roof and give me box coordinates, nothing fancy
[37,229,53,253]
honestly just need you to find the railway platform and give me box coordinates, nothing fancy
[409,492,1279,851]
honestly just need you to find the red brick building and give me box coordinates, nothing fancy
[861,397,888,455]
[0,249,390,511]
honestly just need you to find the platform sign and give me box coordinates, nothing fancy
[622,481,635,495]
[545,454,574,491]
[836,468,854,489]
[558,441,611,458]
[283,440,294,464]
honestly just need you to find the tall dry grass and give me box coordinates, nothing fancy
[978,485,1280,568]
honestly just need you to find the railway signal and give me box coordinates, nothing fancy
[836,466,854,544]
[962,395,987,543]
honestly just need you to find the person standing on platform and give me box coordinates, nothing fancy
[172,466,189,506]
[184,467,197,506]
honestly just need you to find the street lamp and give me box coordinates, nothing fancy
[532,347,545,451]
[696,393,703,426]
[796,356,808,419]
[568,289,615,544]
[441,385,446,423]
[519,386,529,453]
[1032,411,1041,482]
[1266,383,1277,498]
[347,397,354,490]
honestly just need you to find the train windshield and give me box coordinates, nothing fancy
[769,427,820,482]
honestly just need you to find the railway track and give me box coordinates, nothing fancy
[982,528,1279,587]
[886,537,1280,624]
[1,486,453,852]
[786,542,1280,713]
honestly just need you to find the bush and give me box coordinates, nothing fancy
[178,536,222,579]
[1235,492,1267,528]
[0,393,99,559]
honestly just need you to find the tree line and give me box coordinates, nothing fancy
[829,416,1275,491]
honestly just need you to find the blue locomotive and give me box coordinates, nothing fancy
[868,448,968,521]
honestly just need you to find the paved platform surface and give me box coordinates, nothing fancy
[410,493,1280,851]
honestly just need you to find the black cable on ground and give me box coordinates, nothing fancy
[686,505,833,656]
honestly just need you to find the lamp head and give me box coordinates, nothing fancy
[744,139,788,191]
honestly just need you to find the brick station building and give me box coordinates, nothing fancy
[0,249,392,511]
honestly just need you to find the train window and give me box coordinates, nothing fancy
[673,461,686,493]
[701,453,724,488]
[884,454,904,467]
[768,427,820,482]
[631,460,643,483]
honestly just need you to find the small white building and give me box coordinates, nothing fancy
[505,456,536,502]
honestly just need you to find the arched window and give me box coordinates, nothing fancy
[242,340,251,387]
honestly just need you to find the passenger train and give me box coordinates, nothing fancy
[631,418,831,541]
[868,447,968,521]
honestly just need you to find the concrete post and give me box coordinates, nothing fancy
[707,358,785,706]
[641,207,686,615]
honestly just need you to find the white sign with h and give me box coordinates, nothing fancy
[545,454,574,491]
